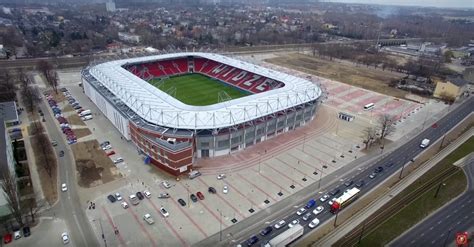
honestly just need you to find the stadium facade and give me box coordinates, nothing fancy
[81,52,322,176]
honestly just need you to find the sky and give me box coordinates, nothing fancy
[326,0,474,9]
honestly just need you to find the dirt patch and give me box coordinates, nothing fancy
[62,104,74,113]
[67,114,86,126]
[73,128,92,139]
[28,121,44,136]
[265,53,408,99]
[71,140,122,188]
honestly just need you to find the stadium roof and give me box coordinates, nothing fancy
[89,52,322,130]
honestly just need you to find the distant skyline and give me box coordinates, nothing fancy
[325,0,474,9]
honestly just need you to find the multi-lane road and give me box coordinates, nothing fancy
[217,96,474,246]
[390,156,474,246]
[40,88,99,247]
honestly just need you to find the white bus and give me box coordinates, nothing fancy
[363,103,375,110]
[265,224,304,247]
[330,187,361,213]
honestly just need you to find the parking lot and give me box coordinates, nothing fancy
[55,61,446,246]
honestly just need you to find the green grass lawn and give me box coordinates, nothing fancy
[148,73,250,106]
[358,136,473,246]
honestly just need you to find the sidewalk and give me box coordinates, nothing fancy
[313,127,474,246]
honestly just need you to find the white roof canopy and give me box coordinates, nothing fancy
[89,52,322,129]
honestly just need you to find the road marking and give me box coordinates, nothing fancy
[457,221,461,225]
[196,178,245,218]
[144,198,188,247]
[251,168,290,194]
[123,199,158,247]
[166,196,209,238]
[101,206,126,247]
[461,204,465,208]
[260,162,303,187]
[446,214,450,219]
[429,226,434,230]
[237,173,277,201]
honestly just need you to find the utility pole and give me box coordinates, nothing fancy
[434,182,446,198]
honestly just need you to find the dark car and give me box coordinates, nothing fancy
[59,151,64,157]
[375,166,384,173]
[386,162,394,168]
[107,194,117,203]
[330,188,341,196]
[136,192,144,200]
[22,226,31,237]
[344,180,354,187]
[246,235,259,246]
[355,180,365,188]
[178,198,186,206]
[208,187,217,194]
[190,194,198,202]
[260,226,272,236]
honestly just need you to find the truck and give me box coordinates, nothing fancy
[264,224,304,247]
[79,110,91,117]
[420,138,430,148]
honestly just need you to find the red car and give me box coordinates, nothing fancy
[3,233,12,244]
[196,191,205,200]
[106,151,116,156]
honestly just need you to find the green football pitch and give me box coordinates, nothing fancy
[148,73,251,106]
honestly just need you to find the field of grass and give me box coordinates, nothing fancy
[148,73,250,106]
[358,136,473,246]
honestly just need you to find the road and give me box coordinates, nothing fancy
[40,90,99,247]
[196,96,473,246]
[389,156,474,247]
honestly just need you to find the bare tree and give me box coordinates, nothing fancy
[1,172,23,226]
[0,70,17,102]
[19,71,39,113]
[377,114,397,141]
[36,132,54,179]
[362,126,377,149]
[37,60,59,93]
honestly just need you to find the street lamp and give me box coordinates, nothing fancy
[434,182,446,198]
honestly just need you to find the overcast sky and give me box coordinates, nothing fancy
[326,0,474,8]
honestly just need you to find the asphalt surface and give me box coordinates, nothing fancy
[40,92,99,247]
[390,157,474,247]
[199,96,473,246]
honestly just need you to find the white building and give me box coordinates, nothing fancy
[118,32,141,44]
[106,0,116,12]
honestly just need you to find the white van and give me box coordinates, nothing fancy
[79,110,91,117]
[81,115,93,121]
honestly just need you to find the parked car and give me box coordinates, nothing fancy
[369,173,377,179]
[375,166,384,173]
[143,190,151,198]
[274,220,286,229]
[190,194,198,202]
[102,145,112,151]
[120,202,129,209]
[22,226,31,237]
[158,193,170,198]
[177,198,186,206]
[136,192,144,200]
[143,214,154,225]
[61,232,70,244]
[113,157,124,164]
[106,151,116,156]
[196,191,205,200]
[59,151,64,157]
[107,195,116,203]
[260,226,272,236]
[3,233,12,244]
[216,174,226,180]
[161,181,172,189]
[13,230,21,240]
[223,185,229,194]
[100,141,110,147]
[115,193,122,201]
[129,195,139,205]
[159,207,169,217]
[208,187,217,194]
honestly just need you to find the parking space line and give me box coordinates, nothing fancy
[123,199,158,247]
[223,181,264,210]
[168,196,209,238]
[252,168,290,194]
[263,161,303,187]
[275,157,313,180]
[144,199,188,247]
[176,183,229,228]
[236,173,277,201]
[101,206,126,247]
[287,152,319,170]
[300,148,336,168]
[196,178,245,218]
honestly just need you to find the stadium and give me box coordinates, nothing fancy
[81,52,322,176]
